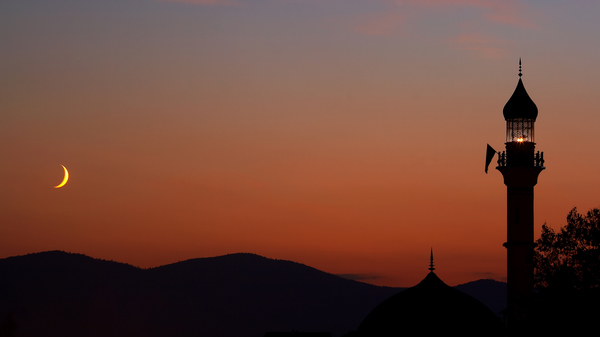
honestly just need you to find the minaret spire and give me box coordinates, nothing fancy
[518,58,522,78]
[429,248,435,272]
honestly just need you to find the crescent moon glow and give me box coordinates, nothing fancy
[54,165,69,188]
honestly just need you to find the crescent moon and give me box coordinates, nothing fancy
[54,165,69,188]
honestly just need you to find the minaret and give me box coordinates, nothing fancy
[496,60,545,329]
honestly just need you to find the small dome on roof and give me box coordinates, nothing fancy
[503,62,538,121]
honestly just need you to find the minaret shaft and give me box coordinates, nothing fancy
[503,184,535,322]
[497,145,543,328]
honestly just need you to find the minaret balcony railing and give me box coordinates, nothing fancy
[496,151,545,168]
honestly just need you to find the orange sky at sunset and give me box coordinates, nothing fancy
[2,0,600,287]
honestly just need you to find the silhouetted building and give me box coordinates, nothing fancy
[356,252,504,337]
[495,60,544,330]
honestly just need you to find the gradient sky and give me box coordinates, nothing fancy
[2,0,600,287]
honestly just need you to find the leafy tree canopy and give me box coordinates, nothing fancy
[525,207,600,335]
[534,207,600,291]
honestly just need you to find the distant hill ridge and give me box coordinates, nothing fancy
[0,251,506,337]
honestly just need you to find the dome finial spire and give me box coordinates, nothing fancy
[503,59,538,121]
[429,248,435,272]
[518,58,522,78]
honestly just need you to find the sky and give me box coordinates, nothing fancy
[2,0,600,287]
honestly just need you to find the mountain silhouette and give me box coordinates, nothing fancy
[455,279,507,316]
[0,251,505,337]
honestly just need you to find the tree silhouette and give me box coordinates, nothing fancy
[534,207,600,290]
[524,207,600,336]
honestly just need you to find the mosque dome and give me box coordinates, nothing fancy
[357,258,504,337]
[503,62,538,121]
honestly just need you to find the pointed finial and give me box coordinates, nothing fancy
[518,58,522,78]
[429,248,435,272]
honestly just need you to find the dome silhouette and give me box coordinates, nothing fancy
[503,64,538,121]
[357,259,504,337]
